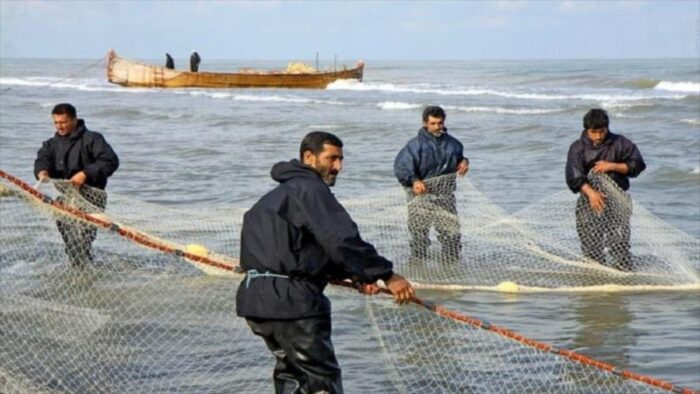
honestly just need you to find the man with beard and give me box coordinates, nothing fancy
[566,108,646,271]
[236,131,414,394]
[34,103,120,267]
[394,106,469,265]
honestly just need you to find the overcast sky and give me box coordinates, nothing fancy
[1,0,698,60]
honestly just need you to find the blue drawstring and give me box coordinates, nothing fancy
[245,269,290,288]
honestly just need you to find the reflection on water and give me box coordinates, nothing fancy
[571,294,635,370]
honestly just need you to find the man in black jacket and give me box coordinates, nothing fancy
[35,103,120,267]
[165,53,174,69]
[190,51,200,72]
[565,108,646,271]
[237,131,414,394]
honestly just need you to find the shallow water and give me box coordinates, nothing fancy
[0,57,698,391]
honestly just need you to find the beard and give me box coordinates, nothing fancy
[317,166,339,186]
[323,170,339,186]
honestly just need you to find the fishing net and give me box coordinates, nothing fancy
[0,170,697,393]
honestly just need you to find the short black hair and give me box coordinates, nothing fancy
[52,103,77,119]
[422,106,446,122]
[583,108,609,130]
[299,131,343,160]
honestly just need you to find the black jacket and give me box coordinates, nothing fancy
[236,159,394,320]
[566,130,645,193]
[34,119,119,190]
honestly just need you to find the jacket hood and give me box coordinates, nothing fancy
[271,159,322,184]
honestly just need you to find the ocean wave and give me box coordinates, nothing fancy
[0,77,149,93]
[680,118,700,126]
[444,105,565,115]
[654,81,700,94]
[377,101,565,114]
[621,78,660,89]
[327,79,688,102]
[377,101,422,110]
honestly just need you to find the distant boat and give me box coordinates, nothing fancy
[106,50,364,89]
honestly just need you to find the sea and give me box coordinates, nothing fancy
[0,57,699,392]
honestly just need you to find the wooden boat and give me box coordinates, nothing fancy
[106,50,364,89]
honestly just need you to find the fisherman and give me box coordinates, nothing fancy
[34,103,119,267]
[394,105,469,265]
[165,53,174,69]
[236,131,414,394]
[565,108,646,271]
[190,51,201,72]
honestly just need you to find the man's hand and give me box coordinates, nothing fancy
[37,170,50,182]
[412,180,427,195]
[70,171,87,187]
[581,184,605,214]
[385,273,415,304]
[456,159,469,176]
[357,283,381,295]
[592,161,627,174]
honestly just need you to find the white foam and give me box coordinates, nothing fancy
[680,118,700,126]
[655,81,700,94]
[377,101,422,110]
[444,105,564,115]
[691,166,700,175]
[327,80,688,102]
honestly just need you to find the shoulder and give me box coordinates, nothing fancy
[400,135,422,152]
[445,133,464,146]
[567,139,584,155]
[569,138,583,149]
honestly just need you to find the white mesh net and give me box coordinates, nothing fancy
[1,170,698,393]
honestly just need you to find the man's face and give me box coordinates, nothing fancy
[52,114,78,136]
[586,127,608,146]
[304,144,344,186]
[423,115,445,136]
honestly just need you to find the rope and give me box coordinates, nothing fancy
[0,169,696,394]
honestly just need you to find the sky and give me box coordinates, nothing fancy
[1,0,699,60]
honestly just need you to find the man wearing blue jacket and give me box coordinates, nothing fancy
[237,131,414,394]
[394,106,469,264]
[35,103,119,267]
[566,108,646,271]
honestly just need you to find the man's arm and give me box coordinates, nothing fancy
[358,274,415,304]
[34,140,54,181]
[592,137,645,177]
[456,158,469,176]
[82,133,120,184]
[394,140,420,187]
[565,142,588,193]
[591,161,628,174]
[580,183,605,214]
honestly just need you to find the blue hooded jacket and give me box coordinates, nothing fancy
[394,127,467,187]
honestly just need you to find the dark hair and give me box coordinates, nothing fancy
[299,131,343,160]
[52,103,77,119]
[422,106,446,122]
[583,108,609,130]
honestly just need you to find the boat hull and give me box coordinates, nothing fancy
[106,50,363,89]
